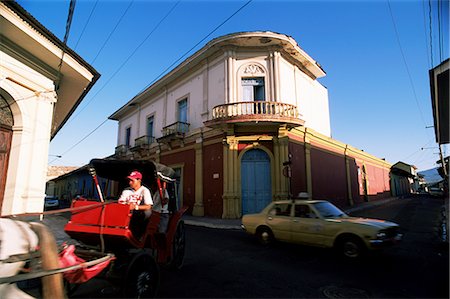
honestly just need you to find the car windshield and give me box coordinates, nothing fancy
[313,202,346,218]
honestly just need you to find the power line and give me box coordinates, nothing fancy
[49,119,109,165]
[429,0,434,67]
[91,0,134,64]
[421,0,432,68]
[52,0,253,163]
[386,1,429,132]
[55,0,77,93]
[67,1,179,124]
[137,0,253,95]
[73,0,99,50]
[51,1,180,162]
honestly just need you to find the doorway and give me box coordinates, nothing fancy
[241,149,271,215]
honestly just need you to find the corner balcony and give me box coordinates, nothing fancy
[114,144,129,157]
[157,121,190,144]
[204,101,304,130]
[130,135,155,152]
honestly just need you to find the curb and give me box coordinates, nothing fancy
[183,220,241,230]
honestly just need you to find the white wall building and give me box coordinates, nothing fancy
[111,31,330,149]
[0,1,99,215]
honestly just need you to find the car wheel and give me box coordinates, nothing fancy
[338,236,365,259]
[256,227,274,245]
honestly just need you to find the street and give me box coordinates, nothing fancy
[66,195,448,298]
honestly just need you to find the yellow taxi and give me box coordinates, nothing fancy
[241,200,402,258]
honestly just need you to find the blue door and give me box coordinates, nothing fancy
[241,149,271,215]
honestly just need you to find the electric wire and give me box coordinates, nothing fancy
[67,1,179,124]
[49,119,109,165]
[437,0,442,63]
[422,0,432,68]
[429,0,434,67]
[73,0,99,50]
[55,0,77,93]
[137,0,253,95]
[387,1,429,132]
[50,0,253,164]
[91,0,134,64]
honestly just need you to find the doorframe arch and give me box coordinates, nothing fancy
[238,144,275,214]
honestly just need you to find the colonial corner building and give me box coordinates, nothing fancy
[109,31,391,219]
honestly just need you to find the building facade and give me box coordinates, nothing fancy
[0,1,99,215]
[390,161,419,197]
[109,31,391,219]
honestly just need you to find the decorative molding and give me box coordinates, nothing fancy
[243,63,265,75]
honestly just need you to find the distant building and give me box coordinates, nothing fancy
[0,1,99,215]
[46,165,117,208]
[108,31,391,218]
[390,161,419,197]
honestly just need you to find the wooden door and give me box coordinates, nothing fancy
[0,126,12,211]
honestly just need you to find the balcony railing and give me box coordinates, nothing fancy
[134,135,155,147]
[161,121,190,137]
[115,144,129,156]
[206,101,303,127]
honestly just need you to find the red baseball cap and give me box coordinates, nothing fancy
[127,170,142,180]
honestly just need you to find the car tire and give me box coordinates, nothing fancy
[256,226,274,245]
[338,236,365,259]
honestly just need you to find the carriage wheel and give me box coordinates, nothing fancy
[169,220,185,270]
[123,251,159,298]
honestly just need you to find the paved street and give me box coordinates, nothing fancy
[55,194,448,298]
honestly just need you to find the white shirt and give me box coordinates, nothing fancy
[152,189,169,213]
[118,185,153,206]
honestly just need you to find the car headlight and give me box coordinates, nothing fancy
[376,232,387,239]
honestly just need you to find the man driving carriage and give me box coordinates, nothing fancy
[118,170,153,212]
[118,170,153,238]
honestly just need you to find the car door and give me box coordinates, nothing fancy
[266,203,292,242]
[290,204,327,246]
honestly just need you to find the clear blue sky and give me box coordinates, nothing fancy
[16,0,449,171]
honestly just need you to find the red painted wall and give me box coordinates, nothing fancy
[347,157,363,204]
[310,147,348,207]
[202,142,224,217]
[289,142,307,196]
[365,163,390,200]
[160,148,196,214]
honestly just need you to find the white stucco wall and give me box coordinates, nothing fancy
[279,56,331,137]
[1,52,56,215]
[206,58,225,112]
[116,45,331,145]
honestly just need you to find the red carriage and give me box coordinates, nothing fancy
[62,158,187,298]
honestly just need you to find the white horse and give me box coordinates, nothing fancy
[0,218,65,299]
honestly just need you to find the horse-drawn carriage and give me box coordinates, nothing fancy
[64,158,187,297]
[1,159,186,298]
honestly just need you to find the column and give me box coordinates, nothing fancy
[273,136,281,200]
[222,136,240,219]
[345,145,354,206]
[304,131,312,199]
[193,138,204,216]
